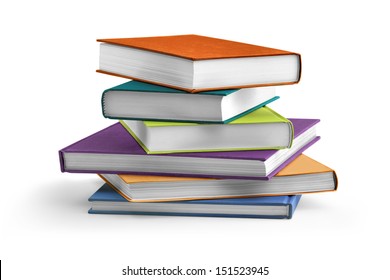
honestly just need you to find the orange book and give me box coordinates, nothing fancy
[97,34,301,92]
[99,154,337,202]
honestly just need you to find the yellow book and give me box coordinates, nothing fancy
[119,106,293,154]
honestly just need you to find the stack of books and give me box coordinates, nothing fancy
[59,35,337,219]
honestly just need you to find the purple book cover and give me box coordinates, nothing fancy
[59,119,320,179]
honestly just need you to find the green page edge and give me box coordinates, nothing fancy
[119,118,294,155]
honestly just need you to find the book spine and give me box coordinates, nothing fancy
[333,171,339,190]
[101,89,108,118]
[58,150,65,172]
[296,53,302,83]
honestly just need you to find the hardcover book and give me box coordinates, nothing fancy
[89,183,302,219]
[97,34,301,92]
[102,80,278,123]
[99,154,338,202]
[119,106,293,154]
[59,119,320,180]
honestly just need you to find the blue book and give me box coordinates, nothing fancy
[88,184,302,219]
[101,80,279,123]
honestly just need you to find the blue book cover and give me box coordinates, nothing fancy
[88,184,301,219]
[101,80,279,123]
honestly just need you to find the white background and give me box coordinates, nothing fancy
[1,0,389,279]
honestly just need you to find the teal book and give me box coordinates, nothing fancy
[102,80,279,123]
[89,183,302,219]
[120,106,293,154]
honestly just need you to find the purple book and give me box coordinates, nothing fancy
[59,119,320,180]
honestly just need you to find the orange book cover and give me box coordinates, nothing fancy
[97,34,301,92]
[99,154,337,202]
[97,34,299,60]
